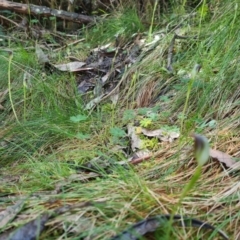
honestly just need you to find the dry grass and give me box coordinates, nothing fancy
[0,1,240,239]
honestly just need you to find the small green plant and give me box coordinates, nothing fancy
[142,137,158,150]
[195,119,217,132]
[140,118,153,128]
[70,114,88,123]
[137,106,159,115]
[180,64,201,132]
[123,109,136,122]
[30,19,39,25]
[198,0,209,33]
[197,1,209,20]
[75,132,90,140]
[110,127,126,138]
[85,9,145,46]
[70,114,90,140]
[109,127,127,146]
[166,134,210,237]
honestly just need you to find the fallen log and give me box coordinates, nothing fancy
[0,0,95,24]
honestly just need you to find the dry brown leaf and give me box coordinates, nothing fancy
[53,61,86,72]
[127,124,143,151]
[110,87,119,105]
[141,128,180,142]
[129,149,151,161]
[210,148,236,167]
[101,72,111,83]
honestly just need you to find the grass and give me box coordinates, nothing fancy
[0,0,240,239]
[85,8,146,46]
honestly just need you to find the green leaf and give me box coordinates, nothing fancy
[198,3,209,20]
[162,125,179,132]
[140,118,152,128]
[160,96,170,102]
[146,112,159,121]
[76,133,90,140]
[138,106,160,116]
[123,109,135,122]
[70,114,88,123]
[30,19,39,24]
[110,127,126,138]
[49,16,56,21]
[138,108,150,115]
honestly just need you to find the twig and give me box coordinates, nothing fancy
[0,14,20,27]
[129,149,166,165]
[0,0,95,24]
[167,33,197,73]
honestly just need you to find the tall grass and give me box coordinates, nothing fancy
[0,0,239,239]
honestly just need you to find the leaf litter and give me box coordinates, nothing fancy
[0,202,98,240]
[4,32,239,239]
[209,148,236,168]
[0,200,25,229]
[1,15,239,240]
[110,214,229,240]
[34,34,144,111]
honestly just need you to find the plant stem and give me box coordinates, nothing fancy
[180,64,201,132]
[8,52,20,124]
[166,165,202,237]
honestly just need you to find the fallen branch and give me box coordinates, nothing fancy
[0,0,95,24]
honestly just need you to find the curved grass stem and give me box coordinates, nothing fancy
[8,52,20,124]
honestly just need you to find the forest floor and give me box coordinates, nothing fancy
[0,1,239,240]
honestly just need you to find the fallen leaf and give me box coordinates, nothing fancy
[141,128,163,137]
[93,80,103,97]
[0,203,96,240]
[129,149,150,161]
[53,61,86,72]
[210,148,236,167]
[84,95,103,110]
[0,200,25,228]
[77,80,95,94]
[110,88,119,105]
[127,124,144,151]
[92,43,111,52]
[141,128,180,142]
[35,44,49,64]
[0,214,50,240]
[101,72,111,83]
[110,214,229,240]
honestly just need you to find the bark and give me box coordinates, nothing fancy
[0,0,95,24]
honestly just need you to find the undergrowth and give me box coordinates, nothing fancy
[0,1,239,239]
